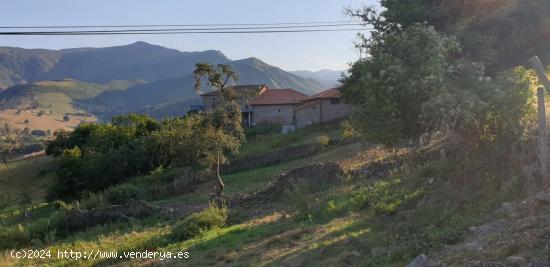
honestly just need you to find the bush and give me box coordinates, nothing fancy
[0,224,31,249]
[245,123,281,137]
[62,115,70,122]
[31,129,47,137]
[316,135,330,147]
[171,206,228,241]
[104,184,142,205]
[352,179,422,215]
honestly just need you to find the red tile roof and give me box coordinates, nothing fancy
[250,89,308,106]
[304,88,342,101]
[200,84,268,97]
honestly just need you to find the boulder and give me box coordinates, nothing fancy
[535,191,550,204]
[406,254,429,267]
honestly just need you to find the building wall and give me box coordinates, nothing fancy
[253,104,296,125]
[295,98,352,128]
[202,96,219,111]
[296,101,321,128]
[319,99,352,122]
[202,96,254,112]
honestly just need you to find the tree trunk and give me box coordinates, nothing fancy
[214,155,225,208]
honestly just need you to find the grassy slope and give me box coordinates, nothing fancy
[0,79,140,132]
[0,124,544,266]
[0,157,54,211]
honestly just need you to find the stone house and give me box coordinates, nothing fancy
[250,89,308,125]
[200,84,268,125]
[295,88,352,128]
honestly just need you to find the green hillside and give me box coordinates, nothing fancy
[0,79,143,116]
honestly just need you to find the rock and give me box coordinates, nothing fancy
[535,191,550,204]
[528,261,550,267]
[506,256,526,266]
[370,246,387,258]
[469,219,506,239]
[424,177,435,185]
[406,254,429,267]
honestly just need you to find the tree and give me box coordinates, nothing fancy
[192,63,243,207]
[342,24,460,146]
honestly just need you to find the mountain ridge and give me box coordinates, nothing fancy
[0,42,332,120]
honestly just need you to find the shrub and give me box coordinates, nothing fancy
[104,184,141,205]
[30,129,47,137]
[245,123,281,137]
[316,135,330,147]
[352,179,422,215]
[0,224,31,249]
[171,206,228,241]
[62,115,70,122]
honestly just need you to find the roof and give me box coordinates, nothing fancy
[200,84,268,97]
[303,88,342,101]
[250,89,308,106]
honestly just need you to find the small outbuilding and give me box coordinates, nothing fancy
[295,88,352,128]
[250,89,308,126]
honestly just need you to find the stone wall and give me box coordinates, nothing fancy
[252,104,296,125]
[295,101,321,128]
[320,99,352,122]
[222,143,322,174]
[295,99,352,129]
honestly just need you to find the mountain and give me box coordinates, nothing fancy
[88,57,330,119]
[0,42,332,120]
[0,42,229,89]
[48,42,230,83]
[291,69,345,88]
[230,57,326,95]
[0,47,61,90]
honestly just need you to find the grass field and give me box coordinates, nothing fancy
[0,123,540,266]
[0,156,53,211]
[0,109,96,132]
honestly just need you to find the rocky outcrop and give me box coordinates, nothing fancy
[63,200,171,231]
[233,162,344,206]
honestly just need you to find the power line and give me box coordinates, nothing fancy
[0,23,363,34]
[0,21,362,29]
[0,28,370,36]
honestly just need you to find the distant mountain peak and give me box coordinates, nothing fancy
[233,57,266,65]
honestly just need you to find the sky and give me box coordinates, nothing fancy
[0,0,377,71]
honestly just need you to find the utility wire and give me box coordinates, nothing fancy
[0,21,362,29]
[0,28,369,36]
[3,23,364,33]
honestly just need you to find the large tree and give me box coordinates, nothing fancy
[193,63,244,207]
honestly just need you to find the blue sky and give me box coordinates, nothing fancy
[0,0,376,71]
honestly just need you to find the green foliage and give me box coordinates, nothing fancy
[47,105,243,200]
[344,5,539,149]
[343,24,460,145]
[244,123,281,138]
[171,206,228,241]
[355,0,550,72]
[0,224,31,249]
[351,179,422,215]
[104,184,142,205]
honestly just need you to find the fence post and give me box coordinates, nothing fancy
[529,56,550,187]
[537,87,549,187]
